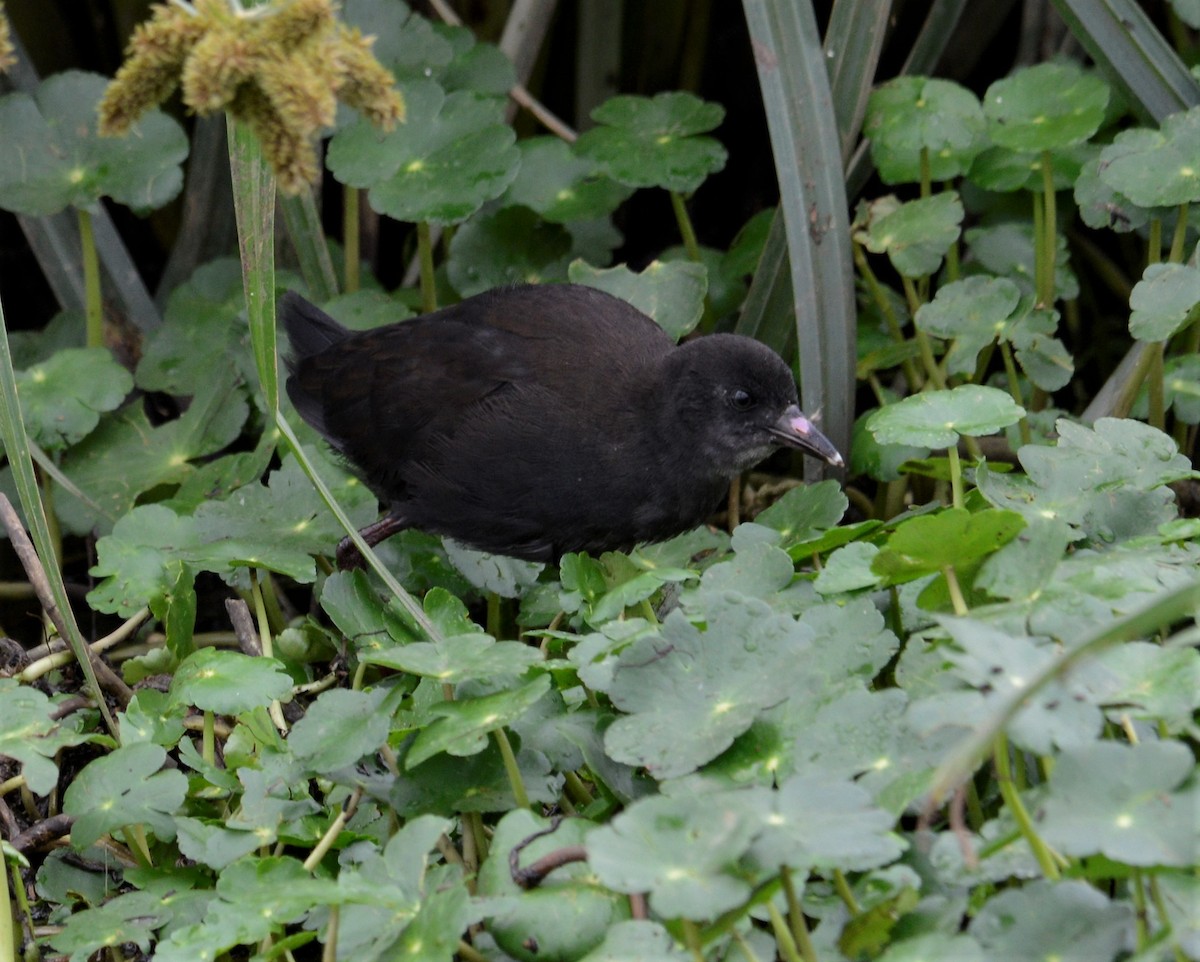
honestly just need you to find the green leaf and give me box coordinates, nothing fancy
[966,222,1079,299]
[56,377,249,536]
[16,347,132,451]
[868,385,1025,448]
[328,80,519,224]
[976,517,1075,602]
[1098,106,1200,206]
[575,92,727,194]
[601,594,814,778]
[0,70,187,216]
[0,678,102,795]
[587,791,756,919]
[748,773,904,870]
[48,890,171,960]
[479,810,629,962]
[1074,155,1151,233]
[875,933,984,962]
[751,479,847,546]
[1134,353,1200,424]
[968,880,1133,962]
[442,538,544,598]
[88,452,376,616]
[446,206,572,297]
[1128,262,1200,342]
[913,276,1023,376]
[406,675,551,766]
[575,920,689,961]
[975,418,1194,541]
[864,76,987,184]
[1038,740,1198,866]
[168,648,293,715]
[319,569,415,654]
[983,62,1110,152]
[287,687,392,773]
[862,192,963,278]
[366,633,542,684]
[501,137,633,222]
[872,508,1026,583]
[968,141,1094,193]
[569,258,707,341]
[136,258,258,398]
[1093,641,1200,733]
[62,742,187,848]
[175,817,269,871]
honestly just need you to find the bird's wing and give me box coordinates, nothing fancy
[286,315,533,497]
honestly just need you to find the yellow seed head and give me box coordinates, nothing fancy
[0,4,16,74]
[180,25,261,114]
[334,26,403,129]
[98,4,206,134]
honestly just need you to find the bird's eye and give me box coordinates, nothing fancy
[729,389,756,411]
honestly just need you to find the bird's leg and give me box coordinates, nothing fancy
[335,513,409,571]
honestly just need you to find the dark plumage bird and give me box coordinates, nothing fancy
[281,284,842,567]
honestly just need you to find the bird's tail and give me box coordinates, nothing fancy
[278,291,350,364]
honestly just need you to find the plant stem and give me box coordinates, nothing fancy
[902,276,945,389]
[1148,341,1166,431]
[993,734,1059,879]
[946,444,964,509]
[493,727,530,809]
[997,340,1032,445]
[487,592,502,639]
[417,221,437,313]
[344,186,360,294]
[943,565,968,615]
[780,866,817,962]
[77,207,103,349]
[853,243,923,389]
[670,191,702,263]
[1148,217,1162,265]
[1167,203,1190,263]
[767,900,807,962]
[1039,150,1056,306]
[832,868,860,915]
[203,709,215,766]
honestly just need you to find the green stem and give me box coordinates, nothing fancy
[946,444,964,510]
[1,848,15,962]
[993,734,1060,879]
[344,186,360,294]
[767,900,807,962]
[77,208,103,349]
[493,727,530,809]
[203,709,215,766]
[832,868,860,915]
[417,221,437,314]
[853,243,923,389]
[280,189,337,303]
[1148,217,1163,266]
[1032,191,1046,300]
[37,467,62,570]
[486,592,502,639]
[1167,203,1190,263]
[1131,868,1150,950]
[1148,341,1166,431]
[670,191,702,263]
[943,565,968,615]
[919,147,932,199]
[900,275,945,390]
[1039,150,1057,306]
[997,340,1032,445]
[1111,343,1159,420]
[780,866,817,962]
[564,770,594,807]
[681,919,706,962]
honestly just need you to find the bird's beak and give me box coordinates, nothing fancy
[769,405,844,467]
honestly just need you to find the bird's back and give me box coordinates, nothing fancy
[281,285,682,557]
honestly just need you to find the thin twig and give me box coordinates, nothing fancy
[225,597,262,656]
[0,495,133,707]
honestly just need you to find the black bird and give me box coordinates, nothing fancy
[281,284,842,568]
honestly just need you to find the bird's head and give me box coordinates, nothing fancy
[662,334,843,477]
